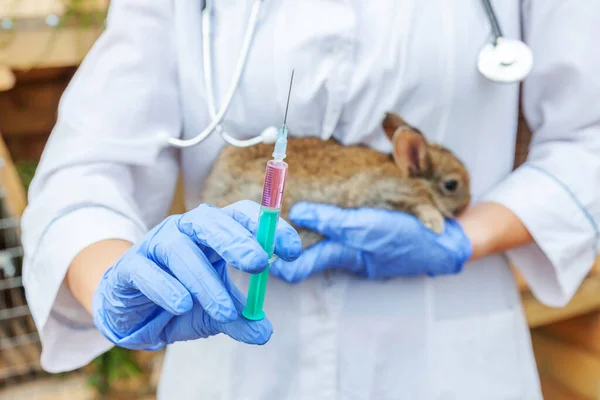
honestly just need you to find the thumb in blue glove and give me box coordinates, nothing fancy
[269,202,472,283]
[92,200,302,351]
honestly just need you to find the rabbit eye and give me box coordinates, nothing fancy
[443,179,459,192]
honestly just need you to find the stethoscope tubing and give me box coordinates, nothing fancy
[481,0,503,42]
[166,0,263,148]
[164,0,530,150]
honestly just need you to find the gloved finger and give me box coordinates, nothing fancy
[177,204,268,273]
[162,303,273,345]
[213,259,273,344]
[115,255,193,315]
[113,309,174,351]
[289,202,412,251]
[163,261,273,345]
[214,307,273,345]
[222,200,302,261]
[287,202,364,244]
[213,260,256,315]
[150,232,237,323]
[210,259,272,344]
[269,239,364,283]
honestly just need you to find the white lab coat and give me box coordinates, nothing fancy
[20,0,600,399]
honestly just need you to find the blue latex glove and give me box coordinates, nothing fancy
[92,200,302,351]
[269,202,472,283]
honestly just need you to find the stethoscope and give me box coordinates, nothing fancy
[165,0,533,150]
[477,0,534,83]
[165,0,275,149]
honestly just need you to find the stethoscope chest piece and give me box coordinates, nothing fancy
[478,37,533,83]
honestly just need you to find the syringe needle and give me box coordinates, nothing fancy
[273,70,295,161]
[283,69,295,125]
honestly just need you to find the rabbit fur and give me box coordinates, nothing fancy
[200,112,471,249]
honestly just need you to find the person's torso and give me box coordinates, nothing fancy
[173,0,522,207]
[158,1,543,398]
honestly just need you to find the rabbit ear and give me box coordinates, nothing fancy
[391,128,429,176]
[382,112,411,140]
[381,112,429,175]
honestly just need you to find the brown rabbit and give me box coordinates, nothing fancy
[201,112,471,249]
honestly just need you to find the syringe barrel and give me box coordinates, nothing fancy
[242,205,279,321]
[261,159,288,209]
[241,159,289,321]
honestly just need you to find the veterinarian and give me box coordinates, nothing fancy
[20,1,600,399]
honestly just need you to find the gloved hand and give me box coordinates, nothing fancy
[92,200,302,351]
[269,202,472,283]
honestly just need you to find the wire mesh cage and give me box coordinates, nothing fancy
[0,151,43,388]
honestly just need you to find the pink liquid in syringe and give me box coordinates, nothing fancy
[261,160,288,209]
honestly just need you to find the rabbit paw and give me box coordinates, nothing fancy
[414,205,445,234]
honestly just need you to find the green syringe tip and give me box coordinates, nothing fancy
[242,268,269,321]
[242,308,266,321]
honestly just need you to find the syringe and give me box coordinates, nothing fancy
[242,70,295,321]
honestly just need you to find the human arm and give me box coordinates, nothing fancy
[478,0,600,307]
[88,201,302,351]
[456,202,533,263]
[21,1,304,369]
[21,0,182,372]
[65,240,132,315]
[267,200,533,282]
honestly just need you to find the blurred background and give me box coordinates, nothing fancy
[0,1,599,399]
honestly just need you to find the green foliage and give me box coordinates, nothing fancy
[59,0,107,30]
[15,160,37,191]
[88,347,144,396]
